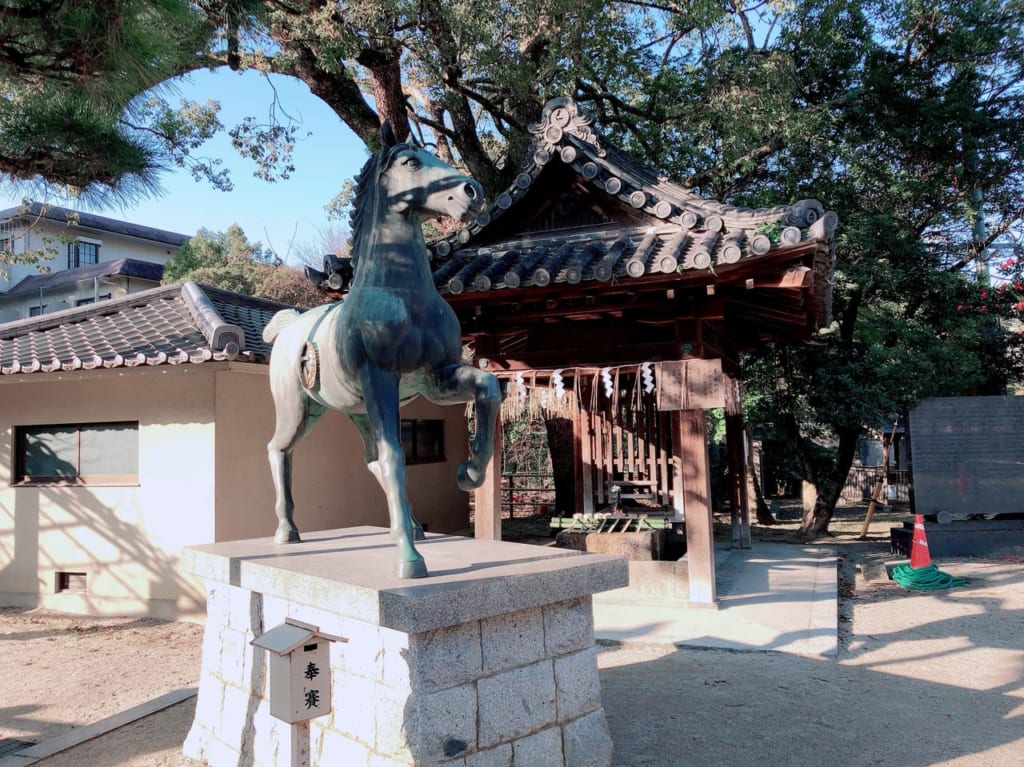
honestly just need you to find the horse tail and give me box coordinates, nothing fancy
[262,309,302,343]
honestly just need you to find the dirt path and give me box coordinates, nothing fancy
[599,553,1024,767]
[0,609,203,747]
[2,516,1022,766]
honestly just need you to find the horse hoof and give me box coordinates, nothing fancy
[275,526,301,544]
[413,521,426,541]
[397,558,428,579]
[457,460,484,491]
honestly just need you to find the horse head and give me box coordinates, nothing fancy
[378,123,485,224]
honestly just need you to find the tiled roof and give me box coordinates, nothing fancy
[428,97,837,303]
[0,282,295,376]
[0,203,190,247]
[5,258,165,295]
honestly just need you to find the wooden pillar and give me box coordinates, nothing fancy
[475,421,503,540]
[724,413,751,549]
[577,400,595,515]
[724,375,751,549]
[745,434,764,521]
[675,409,717,606]
[670,414,685,518]
[573,389,584,516]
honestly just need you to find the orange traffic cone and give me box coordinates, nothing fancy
[909,514,932,569]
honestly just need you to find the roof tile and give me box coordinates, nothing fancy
[0,282,297,377]
[427,97,837,300]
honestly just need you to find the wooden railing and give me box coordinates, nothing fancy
[501,472,556,518]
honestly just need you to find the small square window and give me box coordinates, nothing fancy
[56,572,87,593]
[401,419,445,465]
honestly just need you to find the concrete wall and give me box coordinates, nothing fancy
[212,365,472,541]
[0,364,473,619]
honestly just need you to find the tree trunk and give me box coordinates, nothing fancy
[744,427,776,525]
[276,47,381,148]
[798,425,861,535]
[543,415,576,516]
[358,45,409,141]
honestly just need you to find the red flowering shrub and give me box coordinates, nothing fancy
[957,255,1024,321]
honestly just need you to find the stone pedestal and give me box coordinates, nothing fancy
[180,526,628,767]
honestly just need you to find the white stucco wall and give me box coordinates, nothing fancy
[0,362,473,619]
[0,275,162,323]
[0,367,217,618]
[0,217,180,292]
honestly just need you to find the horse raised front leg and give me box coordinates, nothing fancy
[267,392,323,544]
[425,364,502,491]
[357,367,426,578]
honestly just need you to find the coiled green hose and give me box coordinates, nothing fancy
[891,562,967,590]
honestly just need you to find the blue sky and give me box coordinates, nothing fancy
[3,69,370,264]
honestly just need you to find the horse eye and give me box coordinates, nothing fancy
[406,157,422,169]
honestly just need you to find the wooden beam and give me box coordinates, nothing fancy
[749,266,813,289]
[480,340,691,371]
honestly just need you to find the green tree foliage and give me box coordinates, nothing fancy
[0,0,226,202]
[178,0,1024,532]
[164,225,323,307]
[6,0,1024,534]
[691,0,1024,533]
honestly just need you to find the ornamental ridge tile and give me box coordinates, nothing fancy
[428,96,838,300]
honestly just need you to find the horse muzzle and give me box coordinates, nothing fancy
[455,180,486,222]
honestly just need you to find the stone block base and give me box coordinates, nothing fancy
[181,527,627,767]
[555,529,666,560]
[891,516,1024,558]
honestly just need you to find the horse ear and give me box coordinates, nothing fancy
[380,121,397,150]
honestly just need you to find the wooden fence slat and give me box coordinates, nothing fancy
[603,405,614,500]
[658,410,671,507]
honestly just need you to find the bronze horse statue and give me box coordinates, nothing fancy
[262,125,501,578]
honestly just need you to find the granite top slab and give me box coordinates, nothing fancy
[182,526,629,633]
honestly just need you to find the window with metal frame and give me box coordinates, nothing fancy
[0,219,15,252]
[15,422,139,484]
[400,419,445,464]
[75,293,112,306]
[67,241,99,268]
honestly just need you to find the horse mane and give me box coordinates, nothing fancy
[348,142,409,272]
